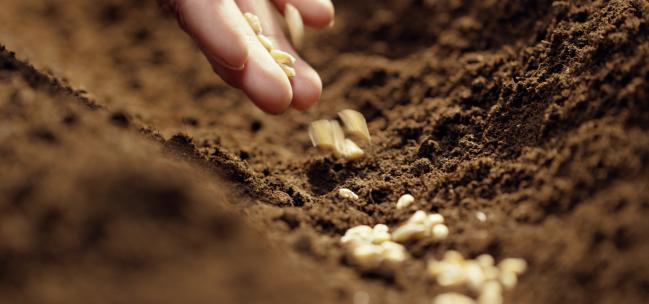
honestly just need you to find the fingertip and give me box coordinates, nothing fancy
[282,0,334,29]
[290,64,322,111]
[243,67,293,114]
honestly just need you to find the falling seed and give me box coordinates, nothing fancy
[243,12,262,35]
[330,120,347,156]
[338,188,359,200]
[338,109,371,144]
[432,224,449,240]
[432,292,476,304]
[342,138,365,159]
[257,34,274,51]
[476,211,487,222]
[284,3,304,49]
[279,63,296,77]
[271,50,297,65]
[308,120,335,150]
[396,194,415,209]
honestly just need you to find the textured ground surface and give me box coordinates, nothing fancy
[1,0,648,303]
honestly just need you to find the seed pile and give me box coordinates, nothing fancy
[243,12,296,78]
[429,252,527,304]
[308,109,370,160]
[391,210,449,242]
[340,224,407,270]
[339,194,527,303]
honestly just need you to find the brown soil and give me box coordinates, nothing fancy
[1,0,648,303]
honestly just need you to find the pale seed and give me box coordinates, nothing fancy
[279,63,296,77]
[243,12,262,35]
[284,3,304,49]
[342,138,365,159]
[432,292,476,304]
[257,34,274,51]
[338,188,359,200]
[396,194,415,209]
[338,109,371,143]
[271,49,297,65]
[308,119,335,150]
[432,224,449,240]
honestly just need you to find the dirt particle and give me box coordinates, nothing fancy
[110,111,130,127]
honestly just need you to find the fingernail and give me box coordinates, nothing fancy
[211,54,246,71]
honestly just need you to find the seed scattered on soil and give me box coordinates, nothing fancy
[338,109,371,144]
[432,292,476,304]
[284,3,304,49]
[432,223,449,240]
[244,12,296,78]
[428,251,527,304]
[338,188,359,200]
[392,210,446,242]
[476,211,487,222]
[396,194,415,209]
[341,224,407,270]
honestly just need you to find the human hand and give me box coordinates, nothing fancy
[159,0,334,114]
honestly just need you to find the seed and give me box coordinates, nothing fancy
[391,223,427,242]
[498,258,527,275]
[381,241,407,263]
[444,250,465,263]
[279,63,296,77]
[432,292,476,304]
[432,224,449,240]
[308,119,335,150]
[371,224,391,244]
[257,34,274,51]
[330,120,347,155]
[338,188,359,200]
[271,50,297,65]
[409,210,428,224]
[425,213,444,226]
[284,3,304,49]
[341,225,373,245]
[338,109,371,144]
[478,280,503,304]
[243,12,262,35]
[396,194,414,209]
[435,261,467,286]
[499,271,518,289]
[342,138,365,159]
[476,211,487,222]
[465,261,486,291]
[476,254,495,268]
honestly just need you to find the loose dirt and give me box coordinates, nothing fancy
[1,0,648,303]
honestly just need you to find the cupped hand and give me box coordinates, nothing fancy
[160,0,334,114]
